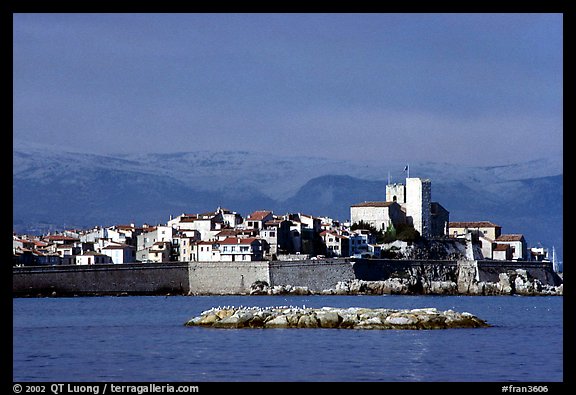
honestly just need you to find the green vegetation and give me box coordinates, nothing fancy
[352,221,420,244]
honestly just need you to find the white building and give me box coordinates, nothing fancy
[218,237,266,261]
[495,234,527,261]
[74,251,112,265]
[245,210,274,229]
[101,242,135,264]
[350,201,405,232]
[349,229,376,257]
[194,241,220,261]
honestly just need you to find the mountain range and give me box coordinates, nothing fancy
[13,140,563,261]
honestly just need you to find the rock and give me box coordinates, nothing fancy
[265,314,290,328]
[385,313,418,327]
[297,314,319,328]
[356,316,385,328]
[316,310,342,328]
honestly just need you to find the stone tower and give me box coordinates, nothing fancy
[405,178,432,239]
[386,183,406,204]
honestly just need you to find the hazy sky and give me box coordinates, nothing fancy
[13,13,563,165]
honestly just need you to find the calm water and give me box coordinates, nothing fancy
[13,295,563,382]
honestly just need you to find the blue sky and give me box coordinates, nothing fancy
[13,13,563,165]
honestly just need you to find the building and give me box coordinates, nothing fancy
[167,208,230,240]
[405,178,432,239]
[74,251,113,265]
[194,241,220,261]
[352,177,447,239]
[495,234,527,261]
[259,226,279,258]
[145,241,172,263]
[191,237,267,261]
[349,229,376,257]
[218,237,267,261]
[350,201,405,232]
[430,202,450,237]
[492,244,512,261]
[448,221,502,240]
[277,219,302,254]
[245,210,274,229]
[101,242,136,264]
[320,230,350,257]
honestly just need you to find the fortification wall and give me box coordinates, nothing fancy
[188,261,270,295]
[12,259,562,296]
[476,260,562,285]
[352,259,458,282]
[12,263,190,296]
[269,259,354,291]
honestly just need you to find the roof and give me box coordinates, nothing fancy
[179,217,198,222]
[496,234,525,242]
[263,219,283,227]
[102,243,134,250]
[79,251,109,256]
[321,230,348,240]
[44,235,79,241]
[493,244,510,251]
[448,221,501,229]
[247,210,273,221]
[219,237,261,245]
[351,201,395,208]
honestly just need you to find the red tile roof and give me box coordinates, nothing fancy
[351,201,395,208]
[247,211,273,221]
[44,235,79,241]
[494,244,510,251]
[219,237,261,245]
[496,234,524,242]
[448,221,501,228]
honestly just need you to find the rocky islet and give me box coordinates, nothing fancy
[185,305,490,330]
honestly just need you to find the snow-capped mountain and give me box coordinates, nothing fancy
[13,140,563,261]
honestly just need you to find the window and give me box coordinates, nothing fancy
[270,231,275,237]
[223,246,228,252]
[231,246,236,252]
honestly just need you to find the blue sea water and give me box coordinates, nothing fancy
[12,295,563,382]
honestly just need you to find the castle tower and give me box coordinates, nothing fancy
[386,183,406,204]
[405,178,432,239]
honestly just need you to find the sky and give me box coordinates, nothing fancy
[12,13,563,165]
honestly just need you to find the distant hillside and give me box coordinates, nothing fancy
[13,142,563,261]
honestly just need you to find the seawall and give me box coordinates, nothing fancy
[12,262,190,296]
[12,258,562,297]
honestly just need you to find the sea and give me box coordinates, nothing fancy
[12,295,563,383]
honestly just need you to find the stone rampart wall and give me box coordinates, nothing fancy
[12,263,190,296]
[269,259,354,291]
[12,259,562,296]
[188,261,270,295]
